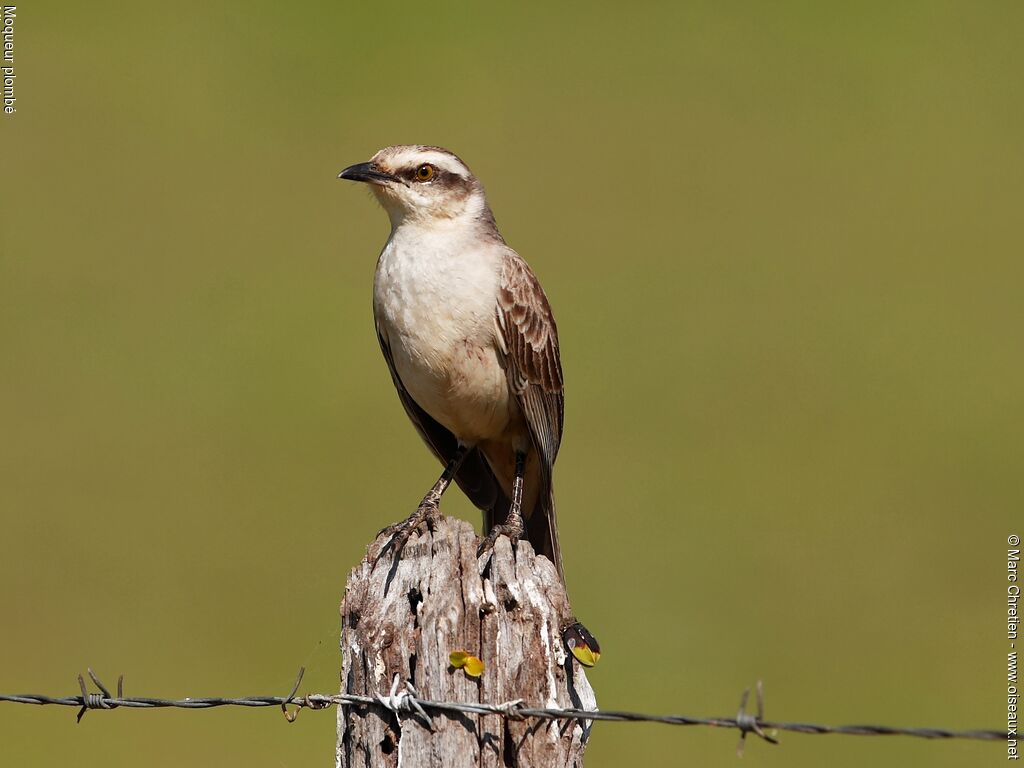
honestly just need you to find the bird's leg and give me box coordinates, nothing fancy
[379,445,468,553]
[477,451,527,558]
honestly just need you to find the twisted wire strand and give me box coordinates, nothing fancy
[0,669,1007,744]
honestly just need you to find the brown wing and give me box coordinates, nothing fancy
[495,250,564,468]
[376,325,502,512]
[492,250,566,580]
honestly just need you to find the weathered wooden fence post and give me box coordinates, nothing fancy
[336,516,597,767]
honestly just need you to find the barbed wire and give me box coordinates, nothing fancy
[0,668,1006,754]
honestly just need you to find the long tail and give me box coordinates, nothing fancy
[525,479,564,583]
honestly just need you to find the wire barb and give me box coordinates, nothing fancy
[401,680,433,729]
[496,698,526,721]
[76,668,123,723]
[281,667,305,723]
[735,680,778,756]
[376,674,433,731]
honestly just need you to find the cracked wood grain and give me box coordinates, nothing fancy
[336,516,596,768]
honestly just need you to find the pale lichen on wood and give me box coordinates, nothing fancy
[336,516,596,768]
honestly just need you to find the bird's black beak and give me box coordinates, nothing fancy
[338,161,399,186]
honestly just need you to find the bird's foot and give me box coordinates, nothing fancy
[377,491,443,560]
[476,513,525,560]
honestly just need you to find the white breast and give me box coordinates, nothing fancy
[373,225,513,443]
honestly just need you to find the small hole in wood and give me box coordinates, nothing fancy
[380,734,395,755]
[407,587,423,622]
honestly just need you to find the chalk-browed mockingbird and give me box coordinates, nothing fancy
[339,145,568,579]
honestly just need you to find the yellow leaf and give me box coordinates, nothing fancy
[449,649,485,677]
[463,655,485,678]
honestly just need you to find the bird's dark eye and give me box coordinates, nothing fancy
[415,164,435,182]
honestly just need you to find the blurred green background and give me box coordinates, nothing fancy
[1,1,1019,765]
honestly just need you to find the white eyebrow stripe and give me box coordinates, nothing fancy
[387,148,468,176]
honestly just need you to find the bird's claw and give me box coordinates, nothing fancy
[476,517,525,560]
[377,494,442,561]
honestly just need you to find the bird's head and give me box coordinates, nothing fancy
[338,145,497,232]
